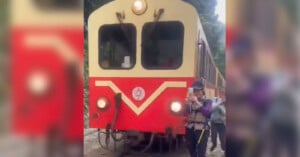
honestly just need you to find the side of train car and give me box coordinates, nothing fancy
[196,35,225,99]
[11,0,83,142]
[88,0,225,136]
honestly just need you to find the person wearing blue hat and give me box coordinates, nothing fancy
[184,81,213,157]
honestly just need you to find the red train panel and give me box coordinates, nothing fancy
[89,77,194,134]
[11,27,83,140]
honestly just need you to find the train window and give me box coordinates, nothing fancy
[212,67,216,84]
[142,21,184,69]
[208,63,212,83]
[98,24,136,69]
[34,0,82,10]
[209,59,213,83]
[218,75,222,88]
[199,41,206,77]
[210,65,213,83]
[211,62,215,83]
[204,50,210,80]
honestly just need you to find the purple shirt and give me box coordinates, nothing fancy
[199,99,213,118]
[184,99,213,118]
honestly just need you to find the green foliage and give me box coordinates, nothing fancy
[84,0,112,127]
[184,0,225,76]
[84,0,112,33]
[279,0,299,26]
[0,0,8,104]
[0,0,8,54]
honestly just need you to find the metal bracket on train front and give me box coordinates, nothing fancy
[154,8,164,22]
[116,11,125,23]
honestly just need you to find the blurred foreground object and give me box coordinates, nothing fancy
[0,0,9,134]
[226,0,299,157]
[9,0,83,156]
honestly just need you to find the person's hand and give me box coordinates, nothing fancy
[189,96,202,107]
[189,96,198,103]
[185,95,195,104]
[185,97,190,103]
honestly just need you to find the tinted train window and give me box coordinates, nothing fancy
[199,41,206,78]
[211,65,215,83]
[142,22,184,69]
[210,61,215,83]
[218,75,222,88]
[99,24,136,69]
[204,50,210,80]
[35,0,82,10]
[212,70,214,83]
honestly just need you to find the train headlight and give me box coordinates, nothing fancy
[27,70,50,96]
[132,0,147,15]
[97,97,109,109]
[170,101,182,113]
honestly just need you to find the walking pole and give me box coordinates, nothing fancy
[197,129,205,144]
[196,128,206,156]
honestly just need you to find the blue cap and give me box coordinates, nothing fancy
[191,81,204,90]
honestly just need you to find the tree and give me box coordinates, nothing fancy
[0,0,8,104]
[184,0,225,76]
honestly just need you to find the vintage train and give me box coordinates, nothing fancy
[88,0,225,150]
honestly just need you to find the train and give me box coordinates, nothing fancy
[87,0,225,150]
[11,0,83,145]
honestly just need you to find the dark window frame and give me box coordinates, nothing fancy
[141,21,184,70]
[205,49,210,80]
[98,23,137,70]
[199,40,206,77]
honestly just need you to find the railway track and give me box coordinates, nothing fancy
[84,129,224,157]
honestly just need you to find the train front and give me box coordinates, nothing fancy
[88,0,199,140]
[11,0,83,139]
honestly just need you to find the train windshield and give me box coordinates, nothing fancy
[98,24,136,69]
[142,21,184,69]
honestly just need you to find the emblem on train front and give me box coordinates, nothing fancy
[132,87,145,101]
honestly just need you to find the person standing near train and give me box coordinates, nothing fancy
[210,98,226,152]
[184,81,213,157]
